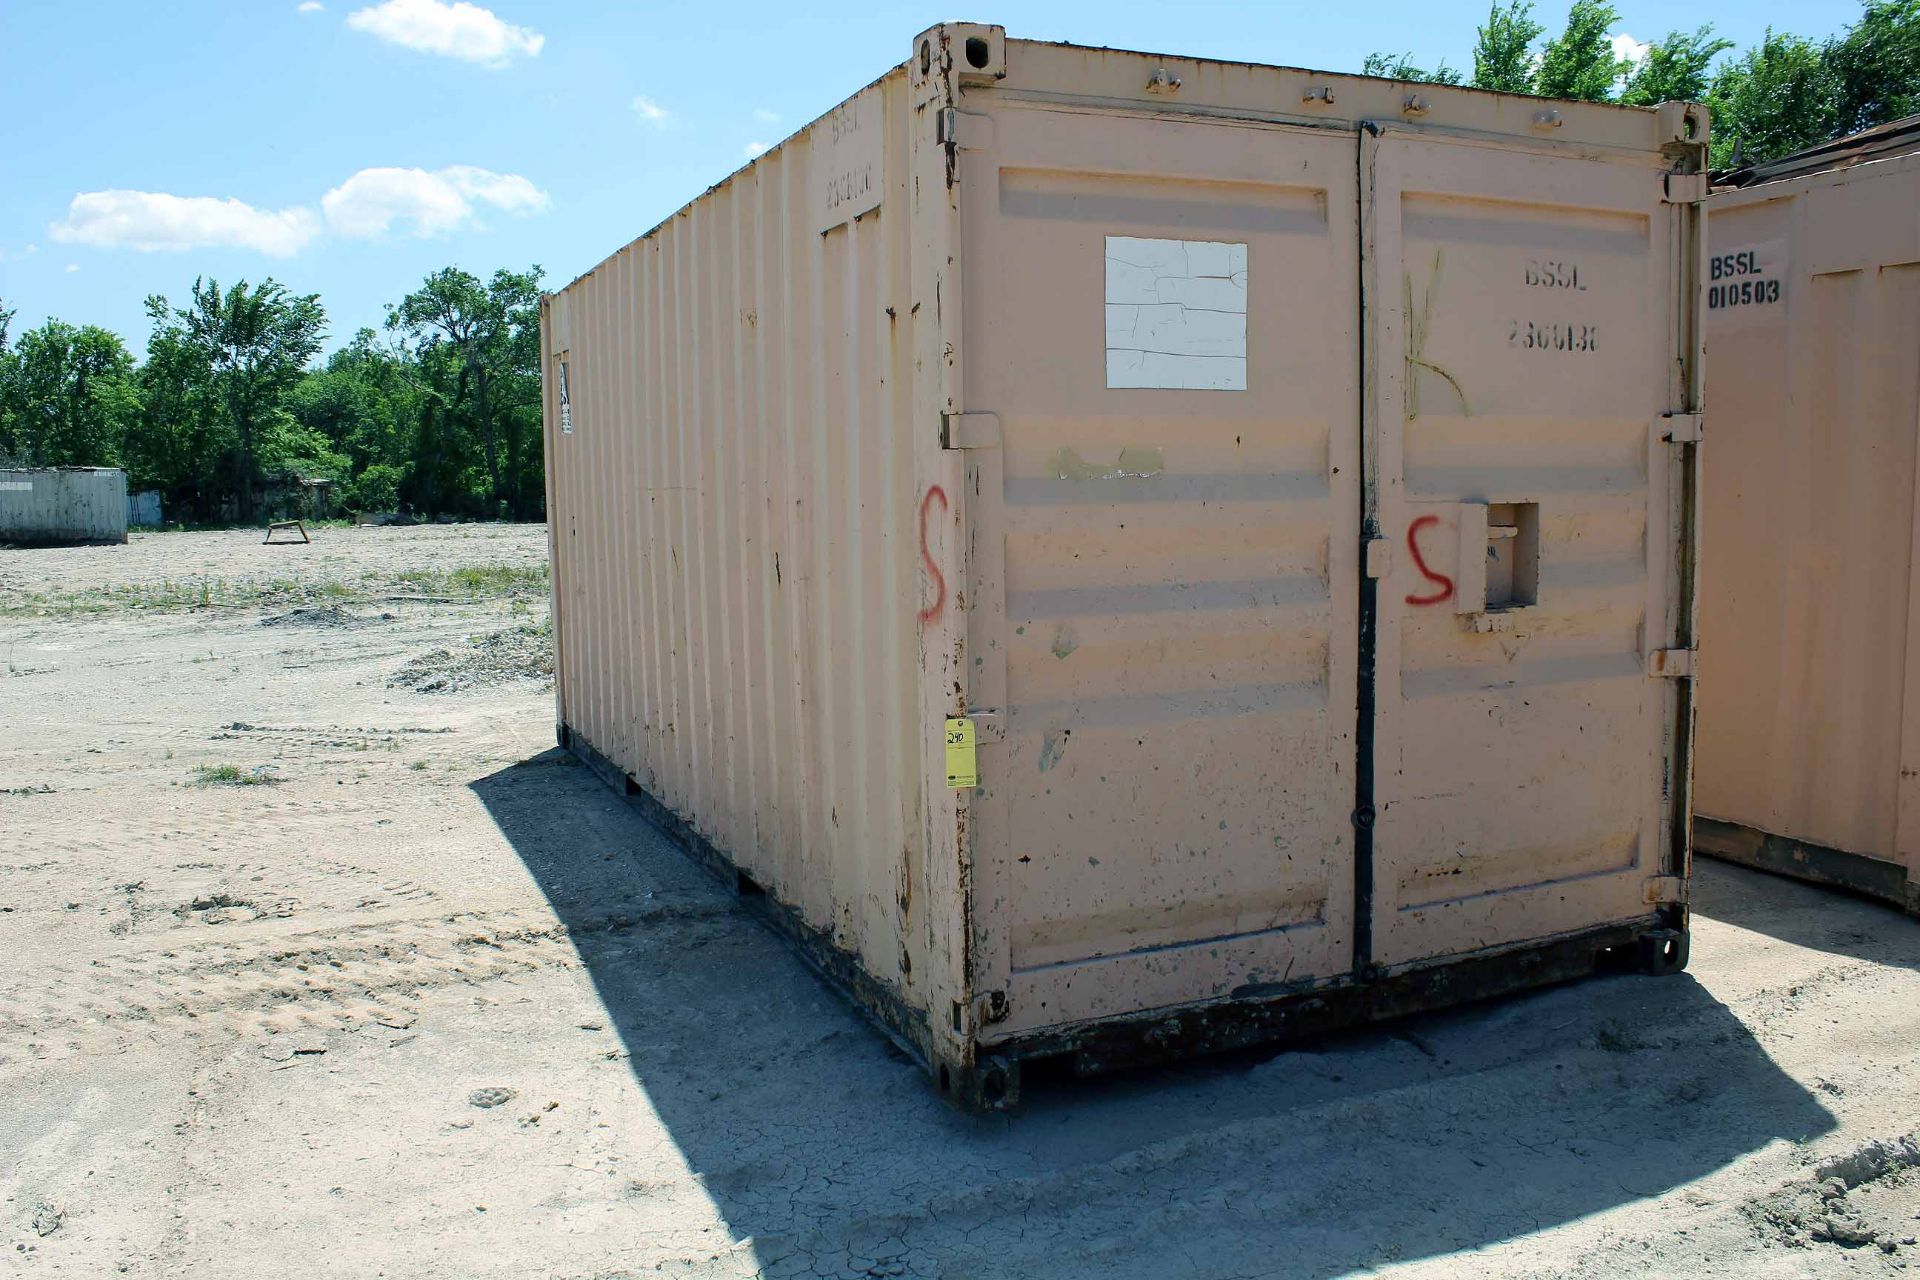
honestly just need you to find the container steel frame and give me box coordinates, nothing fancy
[545,23,1707,1109]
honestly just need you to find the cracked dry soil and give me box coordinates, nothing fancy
[4,524,1920,1279]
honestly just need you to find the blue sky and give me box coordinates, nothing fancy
[0,0,1865,356]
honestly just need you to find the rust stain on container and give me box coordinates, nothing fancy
[1695,117,1920,916]
[543,22,1705,1107]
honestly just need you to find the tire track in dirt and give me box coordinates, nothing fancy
[0,900,733,1062]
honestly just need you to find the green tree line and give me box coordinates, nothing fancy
[1366,0,1919,165]
[0,265,545,524]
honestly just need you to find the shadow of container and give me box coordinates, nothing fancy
[473,751,1833,1279]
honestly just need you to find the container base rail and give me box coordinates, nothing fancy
[563,721,1691,1112]
[1696,816,1920,918]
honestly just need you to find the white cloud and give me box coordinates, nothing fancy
[65,263,80,273]
[346,0,541,68]
[744,141,769,159]
[46,166,547,257]
[297,1,324,12]
[1611,32,1651,66]
[752,108,779,124]
[632,96,669,126]
[23,244,37,255]
[321,164,549,238]
[49,191,321,256]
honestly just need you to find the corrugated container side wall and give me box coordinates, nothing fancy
[0,468,129,544]
[1696,149,1920,910]
[542,73,943,1027]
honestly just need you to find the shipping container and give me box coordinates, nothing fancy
[543,23,1707,1107]
[0,467,129,546]
[1695,117,1920,916]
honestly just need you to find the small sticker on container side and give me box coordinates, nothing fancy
[555,358,573,435]
[0,481,32,492]
[944,717,978,789]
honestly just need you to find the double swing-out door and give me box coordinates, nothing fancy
[955,103,1689,1037]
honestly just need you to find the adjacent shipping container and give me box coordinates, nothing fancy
[543,24,1707,1106]
[0,467,129,546]
[1695,117,1920,915]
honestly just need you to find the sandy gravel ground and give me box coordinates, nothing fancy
[2,525,1918,1279]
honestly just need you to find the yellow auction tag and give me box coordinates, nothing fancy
[944,717,978,789]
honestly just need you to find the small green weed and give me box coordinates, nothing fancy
[191,764,281,787]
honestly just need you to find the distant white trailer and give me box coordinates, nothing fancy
[0,467,129,545]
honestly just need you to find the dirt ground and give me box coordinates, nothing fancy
[3,525,1918,1279]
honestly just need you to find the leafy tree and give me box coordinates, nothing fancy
[0,319,141,468]
[1536,0,1629,100]
[1363,52,1464,84]
[286,328,417,481]
[494,276,548,519]
[1708,30,1839,166]
[344,461,405,513]
[1473,0,1546,93]
[6,263,556,522]
[397,341,484,517]
[1620,25,1734,105]
[1825,0,1920,136]
[128,297,228,519]
[385,266,544,519]
[153,278,327,519]
[253,405,349,488]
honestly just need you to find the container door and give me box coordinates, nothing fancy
[1360,128,1688,969]
[958,106,1362,1035]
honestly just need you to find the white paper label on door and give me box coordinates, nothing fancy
[1105,236,1247,390]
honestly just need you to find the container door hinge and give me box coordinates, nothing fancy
[941,411,1001,450]
[1364,536,1391,579]
[1658,412,1703,443]
[1643,874,1687,905]
[1647,648,1694,678]
[1663,172,1708,204]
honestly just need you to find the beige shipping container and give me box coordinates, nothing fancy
[542,23,1706,1107]
[1696,118,1920,916]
